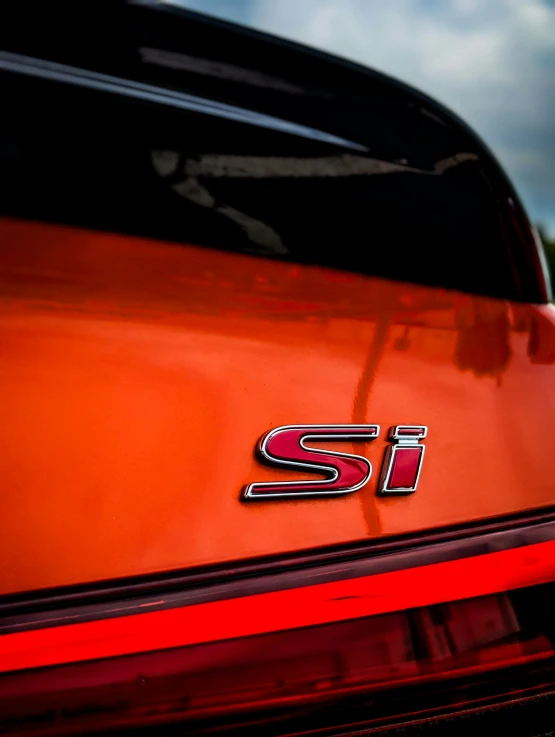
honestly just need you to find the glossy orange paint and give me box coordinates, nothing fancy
[1,217,555,596]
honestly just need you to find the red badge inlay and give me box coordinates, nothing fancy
[243,425,380,500]
[379,426,427,494]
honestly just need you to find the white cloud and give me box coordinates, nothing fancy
[250,0,555,232]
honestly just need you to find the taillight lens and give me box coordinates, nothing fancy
[2,530,555,735]
[1,586,555,735]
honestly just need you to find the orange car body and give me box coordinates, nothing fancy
[1,3,555,735]
[0,217,554,596]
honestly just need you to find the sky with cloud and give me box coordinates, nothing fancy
[181,0,555,235]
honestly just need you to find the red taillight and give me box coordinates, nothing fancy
[2,521,555,734]
[1,586,555,735]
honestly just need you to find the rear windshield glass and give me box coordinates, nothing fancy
[0,69,519,299]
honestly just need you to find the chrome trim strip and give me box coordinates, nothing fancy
[0,50,367,152]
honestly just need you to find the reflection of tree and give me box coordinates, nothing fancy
[454,299,512,380]
[454,296,555,377]
[527,309,555,364]
[538,225,555,287]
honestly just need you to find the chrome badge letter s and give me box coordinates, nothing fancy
[243,424,380,500]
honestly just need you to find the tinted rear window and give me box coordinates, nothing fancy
[0,66,520,299]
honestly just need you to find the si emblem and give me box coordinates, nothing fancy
[243,424,427,500]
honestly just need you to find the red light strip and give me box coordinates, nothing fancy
[2,539,555,674]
